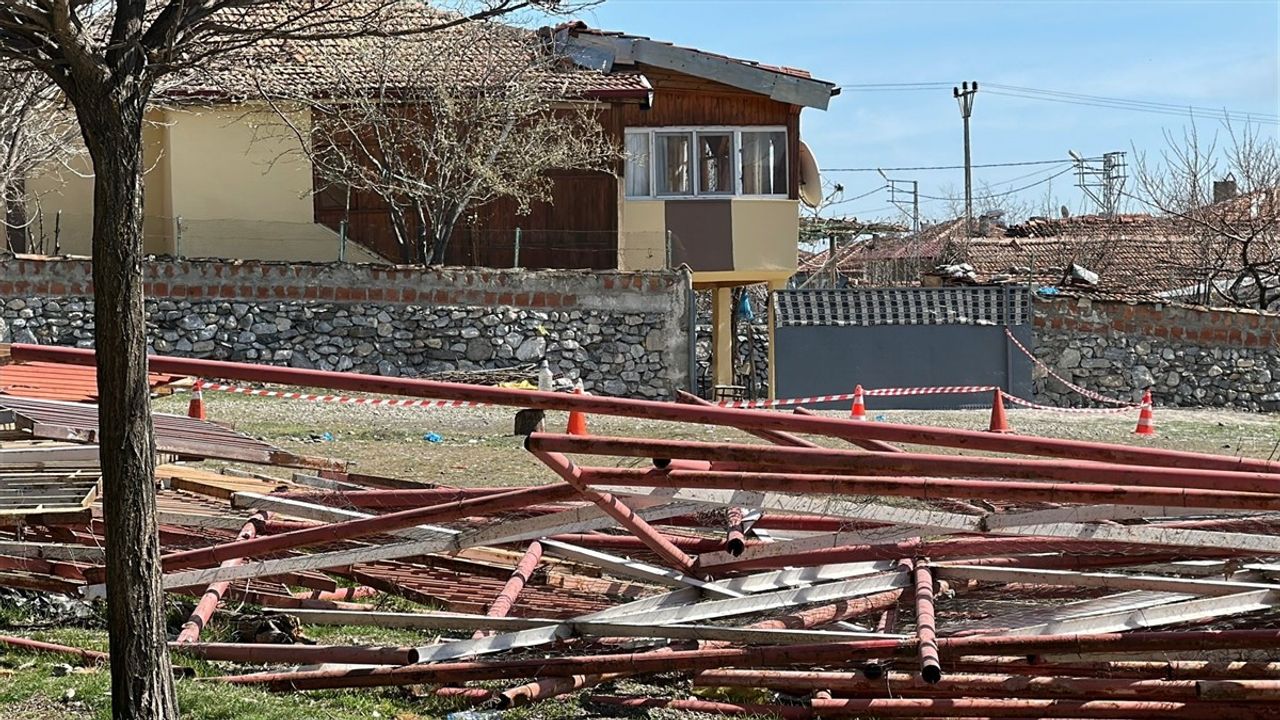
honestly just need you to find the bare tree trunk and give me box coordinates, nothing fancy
[78,88,178,720]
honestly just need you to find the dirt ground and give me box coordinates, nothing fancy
[153,390,1280,484]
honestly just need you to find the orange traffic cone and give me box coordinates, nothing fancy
[987,389,1012,433]
[1134,390,1156,436]
[187,380,207,421]
[850,385,867,421]
[566,380,588,436]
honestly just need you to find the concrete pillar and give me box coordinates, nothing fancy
[712,286,734,387]
[767,279,785,399]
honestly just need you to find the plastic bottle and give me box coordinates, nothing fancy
[537,360,554,392]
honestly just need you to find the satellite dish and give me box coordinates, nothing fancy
[798,140,822,209]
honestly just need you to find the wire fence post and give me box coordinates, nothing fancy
[665,230,673,269]
[175,216,183,258]
[338,219,348,263]
[513,227,521,268]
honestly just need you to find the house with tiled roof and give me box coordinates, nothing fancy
[26,1,838,390]
[27,3,837,281]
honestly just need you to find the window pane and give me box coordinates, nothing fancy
[741,131,787,195]
[624,133,650,197]
[697,132,734,194]
[655,132,692,195]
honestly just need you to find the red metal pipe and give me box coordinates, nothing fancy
[692,669,1280,702]
[576,465,1280,513]
[208,630,1280,691]
[175,513,264,644]
[807,697,1275,719]
[545,532,750,553]
[529,449,699,576]
[274,486,534,509]
[472,541,542,640]
[433,686,495,703]
[912,561,941,684]
[947,658,1280,681]
[700,536,1240,574]
[589,695,1271,720]
[666,513,872,532]
[676,390,823,449]
[17,343,1273,473]
[793,406,903,452]
[0,634,108,664]
[171,642,413,665]
[500,673,627,708]
[86,482,580,583]
[588,695,812,719]
[530,434,1280,495]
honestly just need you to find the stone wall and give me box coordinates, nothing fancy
[1032,295,1280,411]
[0,256,692,398]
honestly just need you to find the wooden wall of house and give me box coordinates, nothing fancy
[315,66,805,267]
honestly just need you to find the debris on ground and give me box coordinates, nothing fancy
[0,341,1279,718]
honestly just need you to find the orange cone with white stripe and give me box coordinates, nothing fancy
[187,380,207,421]
[567,380,588,436]
[1134,389,1156,436]
[850,385,867,421]
[987,388,1012,433]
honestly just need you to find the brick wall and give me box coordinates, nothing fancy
[0,256,693,398]
[1032,294,1280,410]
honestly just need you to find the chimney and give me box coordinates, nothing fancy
[1213,174,1238,203]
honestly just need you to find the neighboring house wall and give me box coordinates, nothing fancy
[0,257,692,399]
[25,105,379,264]
[614,66,801,285]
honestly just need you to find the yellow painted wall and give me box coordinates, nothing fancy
[166,105,365,261]
[618,199,666,271]
[617,196,798,284]
[25,121,94,256]
[26,104,381,263]
[731,199,799,275]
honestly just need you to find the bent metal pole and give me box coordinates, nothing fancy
[11,343,1275,474]
[525,434,1280,495]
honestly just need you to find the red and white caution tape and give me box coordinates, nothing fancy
[865,385,995,398]
[1000,390,1139,414]
[719,386,995,409]
[1003,328,1134,406]
[194,381,491,408]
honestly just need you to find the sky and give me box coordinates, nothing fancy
[545,0,1280,224]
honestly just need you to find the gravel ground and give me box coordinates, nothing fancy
[153,389,1280,485]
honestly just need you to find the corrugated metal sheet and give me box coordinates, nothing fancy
[0,362,182,402]
[0,395,342,471]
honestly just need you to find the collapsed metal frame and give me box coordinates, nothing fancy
[3,343,1280,717]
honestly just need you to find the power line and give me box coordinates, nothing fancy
[825,158,1088,172]
[837,81,1279,125]
[826,185,889,204]
[985,89,1280,126]
[985,83,1280,121]
[917,165,1076,201]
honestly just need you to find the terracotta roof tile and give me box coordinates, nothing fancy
[0,362,183,403]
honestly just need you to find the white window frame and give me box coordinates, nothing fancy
[623,125,789,200]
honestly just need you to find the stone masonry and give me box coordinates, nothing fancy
[0,257,693,398]
[1032,294,1280,411]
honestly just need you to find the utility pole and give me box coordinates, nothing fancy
[953,81,978,236]
[879,169,920,235]
[1069,150,1127,216]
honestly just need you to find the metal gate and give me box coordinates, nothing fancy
[773,286,1034,410]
